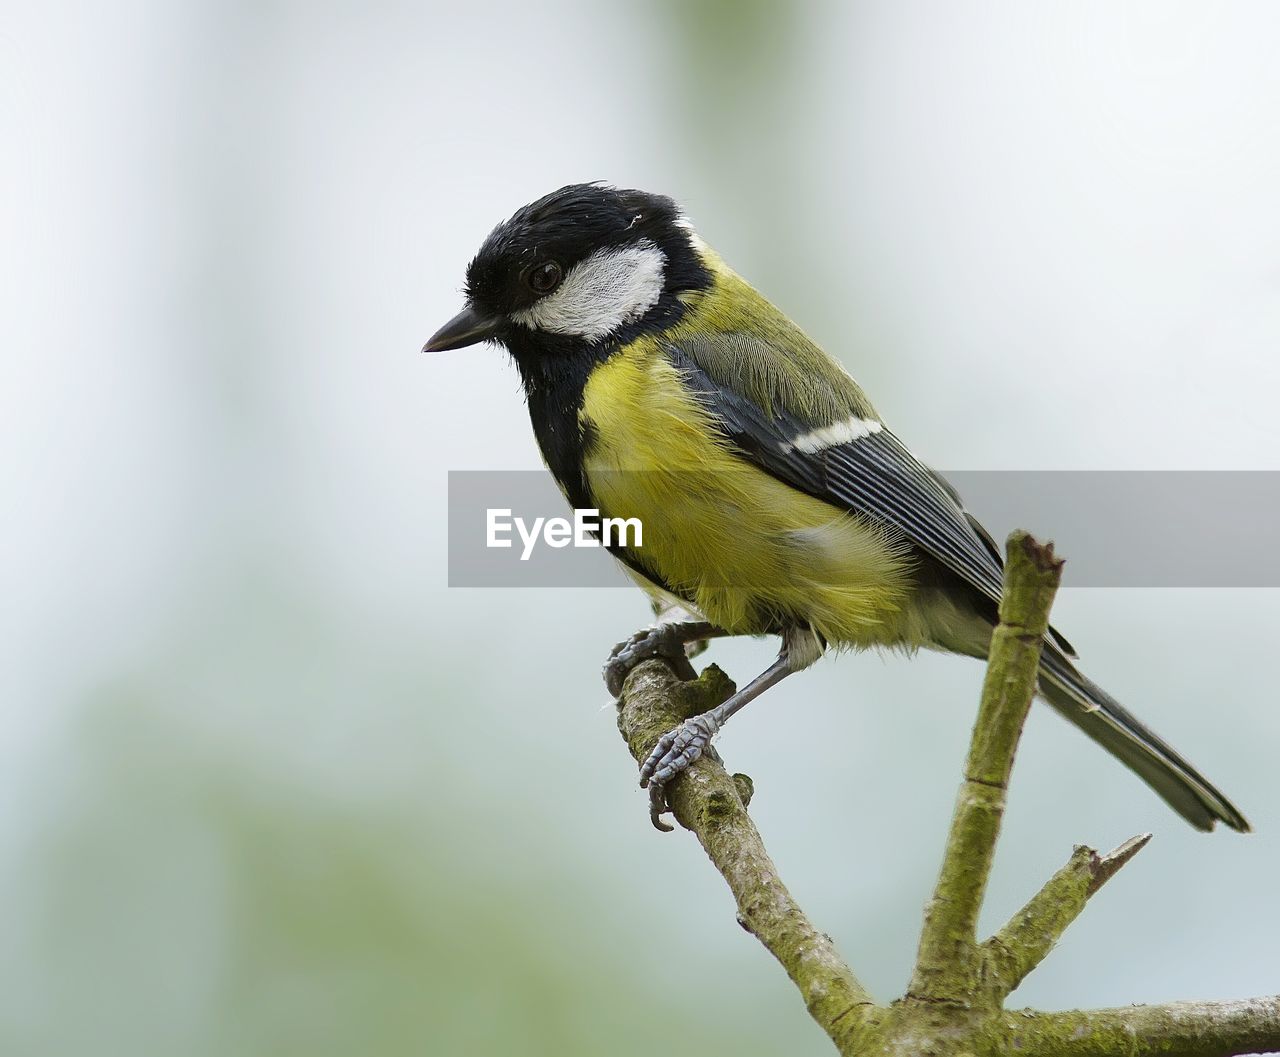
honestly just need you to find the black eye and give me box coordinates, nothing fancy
[526,260,563,295]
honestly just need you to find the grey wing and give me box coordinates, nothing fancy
[667,339,1075,653]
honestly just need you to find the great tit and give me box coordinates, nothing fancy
[425,182,1249,834]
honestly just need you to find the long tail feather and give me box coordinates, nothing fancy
[1038,648,1250,832]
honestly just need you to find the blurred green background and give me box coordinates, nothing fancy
[3,3,1278,1055]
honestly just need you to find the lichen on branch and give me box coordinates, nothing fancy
[613,533,1279,1057]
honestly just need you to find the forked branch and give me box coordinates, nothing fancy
[613,532,1278,1056]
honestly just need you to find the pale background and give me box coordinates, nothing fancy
[3,3,1278,1055]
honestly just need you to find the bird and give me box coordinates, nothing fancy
[423,182,1250,834]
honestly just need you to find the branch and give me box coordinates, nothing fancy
[1008,998,1280,1057]
[614,659,878,1051]
[981,833,1151,998]
[613,531,1278,1056]
[908,531,1065,1005]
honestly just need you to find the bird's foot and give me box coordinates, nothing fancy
[604,624,697,698]
[640,714,722,832]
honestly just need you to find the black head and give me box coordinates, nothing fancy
[424,183,710,356]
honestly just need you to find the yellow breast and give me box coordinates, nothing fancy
[579,339,914,645]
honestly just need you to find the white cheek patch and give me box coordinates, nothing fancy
[511,240,666,341]
[784,416,883,454]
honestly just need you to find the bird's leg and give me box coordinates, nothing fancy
[638,627,823,830]
[603,620,726,698]
[639,652,792,789]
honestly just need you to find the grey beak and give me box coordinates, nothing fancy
[422,305,503,353]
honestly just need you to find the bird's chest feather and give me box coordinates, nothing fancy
[578,344,912,640]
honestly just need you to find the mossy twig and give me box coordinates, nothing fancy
[615,660,876,1049]
[1006,997,1280,1056]
[612,533,1278,1056]
[981,833,1151,999]
[907,531,1064,1006]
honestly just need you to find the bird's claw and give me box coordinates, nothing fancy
[648,783,673,831]
[604,625,692,698]
[639,713,721,791]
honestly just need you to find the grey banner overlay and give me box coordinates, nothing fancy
[448,470,1280,588]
